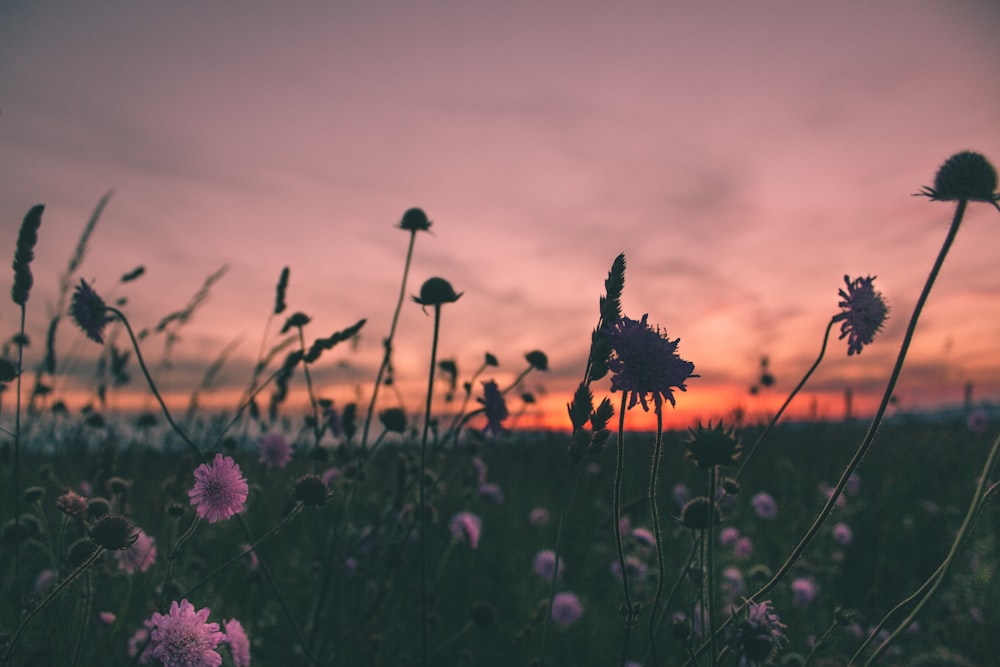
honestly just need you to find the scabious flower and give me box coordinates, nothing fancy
[832,275,889,356]
[791,577,817,606]
[477,380,509,436]
[99,611,117,625]
[832,522,853,547]
[148,599,226,667]
[188,454,249,523]
[684,421,742,468]
[128,620,155,663]
[479,482,505,505]
[258,432,291,468]
[610,555,648,582]
[751,491,778,520]
[735,536,754,560]
[529,507,550,527]
[719,526,741,548]
[550,592,584,628]
[917,150,999,203]
[722,566,745,597]
[631,527,656,550]
[728,600,787,666]
[69,278,113,344]
[115,528,157,574]
[604,314,697,415]
[56,489,88,518]
[449,511,482,549]
[223,618,251,667]
[533,549,565,582]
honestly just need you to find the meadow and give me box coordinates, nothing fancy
[1,151,999,666]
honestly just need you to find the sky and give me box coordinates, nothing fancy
[2,1,1000,432]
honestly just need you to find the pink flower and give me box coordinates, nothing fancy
[734,536,754,560]
[722,566,744,597]
[550,592,584,628]
[751,491,778,520]
[115,528,157,574]
[719,526,741,547]
[631,527,656,549]
[258,433,291,468]
[529,507,550,527]
[128,620,155,663]
[99,611,116,625]
[832,522,853,547]
[223,618,251,667]
[188,454,249,523]
[148,599,225,667]
[791,577,817,606]
[449,511,482,549]
[479,482,505,505]
[532,549,565,582]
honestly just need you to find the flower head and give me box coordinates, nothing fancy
[751,491,778,520]
[412,277,462,307]
[832,522,853,547]
[115,528,157,573]
[533,549,565,582]
[449,511,482,549]
[292,474,329,507]
[70,279,113,344]
[477,380,509,436]
[399,207,432,232]
[550,592,584,628]
[728,600,787,666]
[188,454,249,523]
[258,432,292,468]
[604,314,697,415]
[791,577,817,607]
[223,618,251,667]
[89,514,138,551]
[56,489,88,518]
[148,599,225,667]
[918,150,999,203]
[684,421,743,469]
[832,275,889,356]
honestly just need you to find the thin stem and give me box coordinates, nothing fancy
[802,619,840,667]
[418,303,443,667]
[295,325,322,447]
[361,230,418,450]
[71,570,92,667]
[13,305,26,612]
[736,319,835,481]
[612,393,635,666]
[647,411,666,667]
[706,466,719,666]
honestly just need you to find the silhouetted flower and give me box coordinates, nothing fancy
[293,474,328,507]
[751,491,778,520]
[684,421,743,469]
[188,454,248,523]
[604,313,697,415]
[680,497,718,530]
[399,207,432,232]
[70,279,113,344]
[449,511,482,549]
[551,592,584,628]
[148,599,225,667]
[525,350,549,371]
[412,277,462,307]
[832,275,889,356]
[89,514,137,551]
[379,407,407,434]
[115,528,157,573]
[728,600,787,666]
[223,618,251,667]
[477,379,508,436]
[917,151,999,203]
[258,432,292,468]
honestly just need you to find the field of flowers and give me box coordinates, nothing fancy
[1,152,999,666]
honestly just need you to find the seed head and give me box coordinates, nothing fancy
[399,207,432,232]
[918,151,999,203]
[684,421,743,469]
[89,514,137,551]
[292,474,329,507]
[413,277,462,307]
[680,497,719,531]
[69,279,113,344]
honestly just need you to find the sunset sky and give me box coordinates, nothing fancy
[2,2,999,432]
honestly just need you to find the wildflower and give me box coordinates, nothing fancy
[292,474,328,507]
[188,453,249,523]
[90,514,138,551]
[719,526,741,548]
[412,276,462,307]
[35,569,56,591]
[321,466,341,486]
[846,472,861,496]
[258,432,291,468]
[734,536,754,560]
[477,380,509,436]
[728,600,787,666]
[115,528,157,573]
[379,407,407,434]
[128,620,155,663]
[478,482,505,505]
[69,279,113,344]
[533,549,565,582]
[11,204,43,306]
[832,522,853,547]
[56,489,88,518]
[631,527,656,549]
[604,314,697,415]
[472,456,488,484]
[684,421,742,468]
[550,592,584,628]
[673,482,690,509]
[722,566,745,597]
[148,599,226,667]
[610,555,648,582]
[917,150,999,203]
[399,207,432,232]
[525,350,549,371]
[791,577,817,606]
[223,618,251,667]
[100,611,117,624]
[529,507,550,527]
[449,511,482,549]
[680,497,718,531]
[832,275,889,356]
[751,491,778,520]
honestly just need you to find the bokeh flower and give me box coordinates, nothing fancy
[449,511,482,549]
[832,275,889,356]
[148,599,225,667]
[258,432,292,468]
[728,600,786,666]
[188,454,249,523]
[631,527,656,549]
[791,577,817,606]
[99,611,116,625]
[115,528,157,574]
[735,536,754,560]
[223,618,251,667]
[604,313,697,415]
[550,592,584,628]
[529,507,550,527]
[722,566,745,597]
[477,379,509,436]
[719,526,741,547]
[533,549,565,582]
[967,408,987,433]
[832,522,853,547]
[751,491,778,520]
[70,278,113,344]
[478,482,505,505]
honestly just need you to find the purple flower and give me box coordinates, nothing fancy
[99,611,116,625]
[258,432,291,468]
[148,599,226,667]
[631,527,656,549]
[751,491,778,520]
[223,618,251,667]
[846,472,861,496]
[722,566,744,598]
[719,526,741,547]
[321,467,341,486]
[728,600,786,666]
[529,507,550,527]
[832,275,889,356]
[604,314,697,416]
[449,511,482,549]
[832,522,853,547]
[550,592,584,628]
[533,549,565,582]
[611,555,648,582]
[791,577,817,606]
[69,279,113,344]
[188,454,249,523]
[479,482,505,505]
[472,456,488,485]
[115,528,157,574]
[734,536,754,560]
[477,380,509,436]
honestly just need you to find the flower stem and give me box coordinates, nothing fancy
[418,303,443,667]
[295,325,323,446]
[647,411,666,666]
[612,393,635,666]
[12,305,26,613]
[706,465,719,666]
